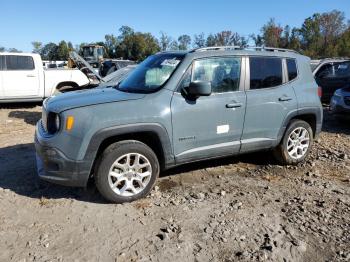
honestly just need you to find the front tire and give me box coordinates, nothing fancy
[273,120,313,165]
[95,140,159,203]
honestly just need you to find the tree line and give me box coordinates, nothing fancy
[1,9,349,61]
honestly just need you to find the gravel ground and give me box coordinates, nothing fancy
[0,103,349,262]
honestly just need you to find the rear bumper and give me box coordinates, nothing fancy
[35,127,91,187]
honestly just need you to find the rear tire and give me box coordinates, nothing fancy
[95,140,159,203]
[273,120,313,165]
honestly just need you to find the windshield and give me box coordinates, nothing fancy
[83,47,94,57]
[97,48,104,56]
[310,63,319,72]
[118,53,184,93]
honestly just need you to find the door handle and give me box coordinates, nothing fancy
[27,74,36,77]
[278,96,292,102]
[226,102,242,108]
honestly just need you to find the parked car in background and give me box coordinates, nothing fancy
[56,65,136,94]
[80,44,136,77]
[43,60,67,69]
[99,59,136,77]
[313,58,350,103]
[310,59,321,71]
[98,65,136,88]
[0,53,89,102]
[35,46,323,203]
[330,87,350,116]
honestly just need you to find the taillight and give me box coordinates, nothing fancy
[317,86,322,98]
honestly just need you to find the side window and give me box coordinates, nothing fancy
[287,59,298,81]
[191,57,241,93]
[316,64,333,79]
[5,55,35,70]
[0,56,4,70]
[250,57,283,89]
[334,62,350,77]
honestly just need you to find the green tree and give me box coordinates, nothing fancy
[40,42,58,60]
[193,33,206,48]
[337,28,350,57]
[178,34,191,50]
[261,18,283,47]
[118,25,134,42]
[214,31,239,46]
[287,28,302,51]
[206,34,217,47]
[57,41,69,60]
[116,27,160,61]
[104,34,118,58]
[67,41,74,51]
[159,31,172,51]
[250,34,263,46]
[300,14,323,57]
[31,41,42,54]
[169,40,179,50]
[8,48,21,53]
[319,10,346,57]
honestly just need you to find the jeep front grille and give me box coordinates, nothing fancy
[41,107,48,133]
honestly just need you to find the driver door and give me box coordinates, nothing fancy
[171,56,247,164]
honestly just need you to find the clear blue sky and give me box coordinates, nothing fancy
[1,0,349,52]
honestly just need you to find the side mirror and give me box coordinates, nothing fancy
[184,81,212,99]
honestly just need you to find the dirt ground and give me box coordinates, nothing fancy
[0,103,349,262]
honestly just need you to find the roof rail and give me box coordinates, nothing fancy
[320,57,350,61]
[244,46,300,54]
[190,45,299,54]
[190,46,241,52]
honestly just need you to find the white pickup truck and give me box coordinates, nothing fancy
[0,52,89,102]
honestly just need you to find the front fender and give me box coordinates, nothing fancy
[83,123,175,174]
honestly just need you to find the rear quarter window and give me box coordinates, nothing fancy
[250,57,283,89]
[287,58,298,81]
[6,55,35,70]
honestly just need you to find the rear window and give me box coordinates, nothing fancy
[287,59,298,81]
[6,55,35,70]
[250,57,283,89]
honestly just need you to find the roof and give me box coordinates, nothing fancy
[157,46,303,59]
[0,52,40,56]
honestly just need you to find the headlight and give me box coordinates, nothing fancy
[333,92,342,98]
[55,114,60,130]
[47,112,60,134]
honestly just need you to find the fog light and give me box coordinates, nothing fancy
[45,149,57,156]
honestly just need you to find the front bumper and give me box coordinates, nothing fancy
[35,125,91,187]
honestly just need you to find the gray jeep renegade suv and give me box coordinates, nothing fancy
[35,46,323,203]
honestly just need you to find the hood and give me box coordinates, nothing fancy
[46,88,145,113]
[335,86,350,96]
[340,86,350,94]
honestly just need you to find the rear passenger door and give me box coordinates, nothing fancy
[2,55,40,98]
[240,56,298,152]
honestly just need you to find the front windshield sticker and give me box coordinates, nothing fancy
[161,59,180,67]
